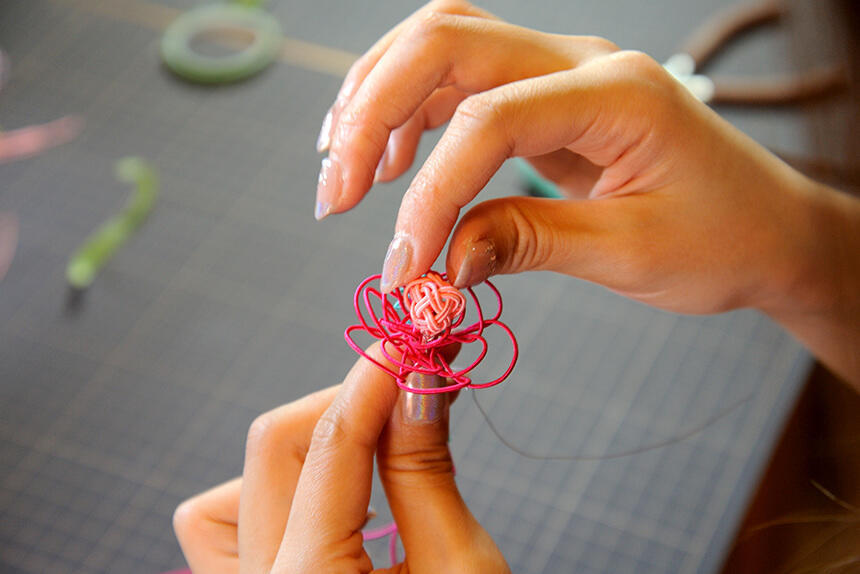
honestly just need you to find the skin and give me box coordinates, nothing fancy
[174,344,509,573]
[176,2,859,571]
[314,0,859,388]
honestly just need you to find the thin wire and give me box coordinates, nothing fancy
[472,389,754,461]
[811,479,860,513]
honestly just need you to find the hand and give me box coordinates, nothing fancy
[315,0,860,384]
[172,344,509,573]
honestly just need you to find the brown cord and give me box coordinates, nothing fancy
[678,0,856,189]
[679,0,847,106]
[712,63,847,106]
[682,0,783,67]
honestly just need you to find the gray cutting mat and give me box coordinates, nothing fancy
[0,0,812,572]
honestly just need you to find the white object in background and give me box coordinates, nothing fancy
[663,53,716,103]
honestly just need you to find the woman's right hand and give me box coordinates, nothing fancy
[315,0,859,384]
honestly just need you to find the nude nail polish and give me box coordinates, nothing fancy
[373,145,390,183]
[454,238,497,288]
[316,108,333,153]
[401,372,446,423]
[315,157,341,220]
[380,233,412,293]
[314,200,332,221]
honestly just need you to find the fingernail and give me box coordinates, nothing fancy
[380,232,412,293]
[314,200,331,221]
[401,373,447,423]
[315,157,341,220]
[316,108,333,153]
[373,144,390,184]
[454,238,497,288]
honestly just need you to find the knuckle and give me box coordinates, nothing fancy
[172,498,200,542]
[245,406,312,465]
[310,406,349,449]
[612,50,664,80]
[454,94,512,153]
[428,0,473,13]
[409,10,459,48]
[601,50,678,115]
[379,445,454,479]
[332,104,390,173]
[500,200,553,272]
[245,411,277,459]
[579,35,620,55]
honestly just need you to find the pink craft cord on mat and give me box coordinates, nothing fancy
[0,116,83,163]
[345,271,518,394]
[0,50,83,164]
[0,49,82,278]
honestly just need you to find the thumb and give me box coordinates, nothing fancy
[378,374,504,571]
[447,195,641,289]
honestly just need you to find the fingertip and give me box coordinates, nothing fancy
[380,232,414,293]
[314,200,332,221]
[450,237,497,288]
[316,156,342,213]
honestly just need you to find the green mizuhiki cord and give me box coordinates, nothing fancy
[66,157,158,289]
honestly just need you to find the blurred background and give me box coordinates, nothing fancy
[0,0,857,573]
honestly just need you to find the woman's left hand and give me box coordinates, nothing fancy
[172,343,508,573]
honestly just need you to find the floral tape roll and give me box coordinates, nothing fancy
[160,3,282,84]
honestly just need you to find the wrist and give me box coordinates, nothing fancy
[757,176,860,385]
[761,180,857,317]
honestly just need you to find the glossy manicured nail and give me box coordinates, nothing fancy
[316,108,333,153]
[454,238,497,288]
[314,200,331,221]
[401,373,447,423]
[315,157,341,220]
[373,144,390,183]
[380,233,412,293]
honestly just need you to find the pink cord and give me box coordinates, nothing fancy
[345,271,518,394]
[0,50,82,164]
[0,116,83,163]
[350,271,516,565]
[362,521,399,564]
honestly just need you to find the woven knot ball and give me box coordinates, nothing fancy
[402,272,466,339]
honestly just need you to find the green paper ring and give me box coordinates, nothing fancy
[161,4,282,84]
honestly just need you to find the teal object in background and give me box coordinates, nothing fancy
[513,157,564,199]
[66,157,158,290]
[160,2,282,84]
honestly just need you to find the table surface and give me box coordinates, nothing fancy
[0,1,814,572]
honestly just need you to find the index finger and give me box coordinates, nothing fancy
[380,52,670,292]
